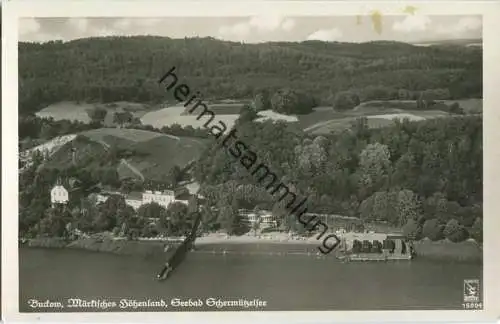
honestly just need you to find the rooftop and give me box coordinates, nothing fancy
[51,185,67,191]
[125,191,143,201]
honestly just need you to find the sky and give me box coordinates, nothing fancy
[19,15,482,44]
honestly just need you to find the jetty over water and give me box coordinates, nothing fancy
[157,200,202,280]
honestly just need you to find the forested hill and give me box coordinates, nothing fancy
[19,36,482,115]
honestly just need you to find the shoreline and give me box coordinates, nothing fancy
[194,234,319,245]
[20,233,482,263]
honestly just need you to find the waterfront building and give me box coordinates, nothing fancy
[238,209,277,229]
[259,211,277,229]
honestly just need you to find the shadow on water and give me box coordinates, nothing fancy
[157,211,202,281]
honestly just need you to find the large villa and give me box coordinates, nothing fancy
[94,189,190,210]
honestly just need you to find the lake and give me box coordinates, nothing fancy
[19,247,482,312]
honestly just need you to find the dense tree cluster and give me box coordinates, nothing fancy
[19,144,251,238]
[194,114,482,243]
[18,153,198,238]
[19,115,99,148]
[19,37,481,115]
[267,88,316,115]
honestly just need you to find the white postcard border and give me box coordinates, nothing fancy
[2,1,500,323]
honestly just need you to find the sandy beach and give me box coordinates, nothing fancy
[137,231,394,246]
[194,232,319,245]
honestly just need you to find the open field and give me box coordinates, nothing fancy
[300,99,482,135]
[140,103,299,129]
[36,101,151,124]
[205,103,246,115]
[81,128,169,143]
[255,110,299,123]
[34,99,481,137]
[140,104,241,129]
[128,135,207,180]
[354,99,482,115]
[43,128,208,181]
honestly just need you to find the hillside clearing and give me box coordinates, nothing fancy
[19,134,78,171]
[41,128,208,181]
[80,128,170,143]
[255,110,299,123]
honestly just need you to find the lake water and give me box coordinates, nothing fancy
[19,247,482,312]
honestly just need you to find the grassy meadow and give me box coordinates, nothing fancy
[43,128,207,181]
[299,99,482,135]
[36,101,152,125]
[140,103,245,129]
[35,99,481,137]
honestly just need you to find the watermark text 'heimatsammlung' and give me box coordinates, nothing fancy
[158,66,341,254]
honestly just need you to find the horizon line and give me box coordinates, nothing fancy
[19,35,484,45]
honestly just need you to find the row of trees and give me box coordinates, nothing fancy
[29,194,196,239]
[330,87,466,112]
[252,88,317,115]
[19,115,98,144]
[251,86,468,115]
[21,178,252,239]
[86,107,142,126]
[403,217,482,243]
[19,36,482,115]
[19,108,141,145]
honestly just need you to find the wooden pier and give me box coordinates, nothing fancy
[156,203,202,280]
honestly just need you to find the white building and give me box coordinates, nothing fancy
[239,209,277,229]
[124,192,144,210]
[259,211,277,229]
[51,185,69,206]
[95,189,188,210]
[142,190,176,209]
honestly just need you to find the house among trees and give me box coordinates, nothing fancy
[50,181,69,207]
[50,178,82,207]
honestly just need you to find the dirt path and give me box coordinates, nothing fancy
[119,159,145,181]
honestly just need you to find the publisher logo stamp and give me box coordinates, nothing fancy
[463,279,480,302]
